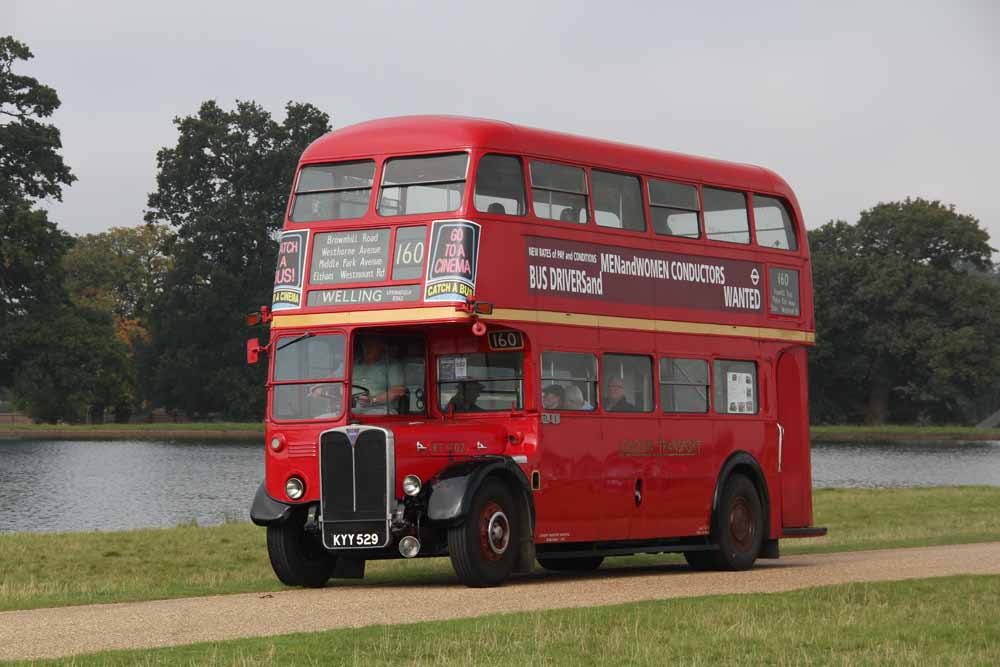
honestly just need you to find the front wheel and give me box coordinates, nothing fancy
[266,515,337,588]
[448,478,518,587]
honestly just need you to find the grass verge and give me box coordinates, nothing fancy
[811,424,1000,441]
[2,486,998,613]
[9,575,1000,666]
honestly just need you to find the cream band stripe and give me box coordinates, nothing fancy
[271,306,815,343]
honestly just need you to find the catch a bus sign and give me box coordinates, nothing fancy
[272,230,309,311]
[526,235,764,313]
[424,219,481,302]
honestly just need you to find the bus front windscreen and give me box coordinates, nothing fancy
[271,333,346,421]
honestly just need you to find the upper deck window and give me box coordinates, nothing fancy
[378,153,468,217]
[703,187,750,244]
[529,161,588,223]
[649,179,700,239]
[592,170,645,232]
[474,154,526,216]
[290,160,375,222]
[753,195,798,251]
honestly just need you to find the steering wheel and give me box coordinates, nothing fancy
[351,384,372,406]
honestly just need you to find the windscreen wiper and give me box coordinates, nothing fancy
[276,331,315,351]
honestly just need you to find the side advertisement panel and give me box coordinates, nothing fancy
[272,230,309,311]
[525,235,763,313]
[424,219,481,302]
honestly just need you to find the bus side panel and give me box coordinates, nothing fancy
[777,347,813,528]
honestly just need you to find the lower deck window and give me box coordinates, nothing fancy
[437,352,523,412]
[661,358,709,413]
[540,352,598,411]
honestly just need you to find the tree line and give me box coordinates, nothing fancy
[1,36,998,425]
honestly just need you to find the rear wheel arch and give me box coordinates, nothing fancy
[711,451,771,537]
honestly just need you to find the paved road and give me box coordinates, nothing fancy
[3,542,999,661]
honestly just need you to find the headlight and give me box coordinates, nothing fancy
[285,476,305,500]
[402,474,422,497]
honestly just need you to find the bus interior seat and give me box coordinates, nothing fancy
[487,202,506,214]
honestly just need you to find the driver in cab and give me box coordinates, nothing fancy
[352,337,406,412]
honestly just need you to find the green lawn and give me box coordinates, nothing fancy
[811,424,1000,440]
[2,486,998,612]
[9,575,999,666]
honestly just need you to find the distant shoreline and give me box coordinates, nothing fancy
[1,423,998,442]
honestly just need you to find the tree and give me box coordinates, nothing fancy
[144,100,330,418]
[809,198,1000,425]
[0,36,75,202]
[61,224,174,415]
[12,304,133,423]
[0,36,77,391]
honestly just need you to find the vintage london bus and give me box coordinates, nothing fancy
[247,116,826,588]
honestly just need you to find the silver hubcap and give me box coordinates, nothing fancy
[486,511,510,555]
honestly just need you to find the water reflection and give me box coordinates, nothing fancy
[0,439,261,533]
[812,440,1000,488]
[1,438,998,533]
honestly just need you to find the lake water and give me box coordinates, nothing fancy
[0,438,998,533]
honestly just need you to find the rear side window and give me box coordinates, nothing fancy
[712,360,758,415]
[291,160,375,222]
[530,161,588,223]
[378,153,468,216]
[703,188,750,244]
[592,170,645,231]
[649,179,700,239]
[753,195,798,250]
[474,154,526,216]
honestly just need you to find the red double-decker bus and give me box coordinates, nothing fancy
[248,116,825,588]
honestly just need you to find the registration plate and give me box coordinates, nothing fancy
[322,520,388,549]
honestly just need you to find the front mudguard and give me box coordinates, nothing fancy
[425,456,536,573]
[249,482,295,526]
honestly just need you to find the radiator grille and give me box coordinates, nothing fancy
[319,427,392,523]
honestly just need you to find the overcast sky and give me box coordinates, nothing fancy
[7,1,999,249]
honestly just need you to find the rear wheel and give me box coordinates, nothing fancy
[448,478,518,587]
[266,513,337,588]
[537,556,604,572]
[683,550,718,571]
[685,473,764,571]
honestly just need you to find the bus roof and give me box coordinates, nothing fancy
[301,115,796,200]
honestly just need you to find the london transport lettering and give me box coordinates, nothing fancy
[424,219,481,302]
[271,230,308,311]
[526,236,764,312]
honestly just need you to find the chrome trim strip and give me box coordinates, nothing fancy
[777,422,785,473]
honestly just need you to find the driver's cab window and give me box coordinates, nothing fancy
[271,333,345,421]
[351,334,426,415]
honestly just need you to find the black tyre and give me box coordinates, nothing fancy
[266,514,337,588]
[713,473,764,571]
[683,550,718,571]
[537,556,604,572]
[448,478,518,587]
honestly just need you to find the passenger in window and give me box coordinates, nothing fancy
[542,384,565,410]
[565,384,593,411]
[487,202,506,215]
[559,208,578,222]
[446,381,484,412]
[604,377,636,412]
